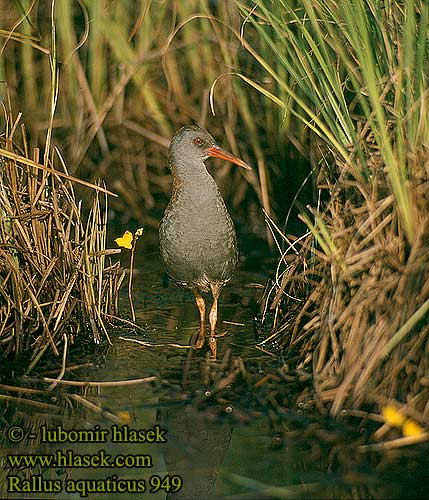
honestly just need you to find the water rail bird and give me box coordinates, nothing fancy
[159,125,251,358]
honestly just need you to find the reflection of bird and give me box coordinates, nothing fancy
[159,125,251,357]
[158,405,233,500]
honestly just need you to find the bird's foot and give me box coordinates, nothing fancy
[193,339,205,350]
[215,330,229,338]
[193,330,206,349]
[209,336,217,359]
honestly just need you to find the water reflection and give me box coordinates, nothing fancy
[158,405,233,500]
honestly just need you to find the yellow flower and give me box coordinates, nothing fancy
[115,230,133,249]
[135,227,144,238]
[402,419,425,437]
[116,411,132,424]
[382,405,406,427]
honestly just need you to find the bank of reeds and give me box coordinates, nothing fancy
[244,0,429,424]
[0,107,123,377]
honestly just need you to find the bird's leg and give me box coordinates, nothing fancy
[208,282,221,358]
[193,289,206,349]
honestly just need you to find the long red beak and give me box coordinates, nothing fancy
[207,145,252,170]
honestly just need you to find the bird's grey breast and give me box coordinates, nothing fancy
[159,177,238,290]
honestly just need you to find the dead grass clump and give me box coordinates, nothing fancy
[261,129,429,423]
[312,161,429,417]
[0,116,124,377]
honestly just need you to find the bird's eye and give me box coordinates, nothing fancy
[193,137,203,147]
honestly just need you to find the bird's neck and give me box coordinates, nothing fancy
[169,157,220,202]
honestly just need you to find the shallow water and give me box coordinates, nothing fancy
[1,232,428,499]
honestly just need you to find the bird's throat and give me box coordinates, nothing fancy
[170,161,220,207]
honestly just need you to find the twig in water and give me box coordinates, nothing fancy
[359,433,429,452]
[70,394,123,424]
[39,376,158,387]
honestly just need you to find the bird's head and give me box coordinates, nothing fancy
[168,125,251,172]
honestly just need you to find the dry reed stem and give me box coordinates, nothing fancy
[358,433,429,452]
[38,376,158,387]
[69,394,124,424]
[119,336,191,349]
